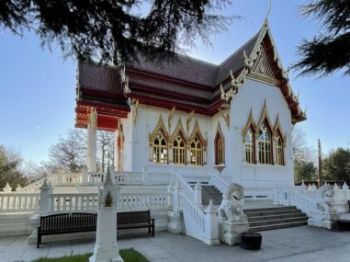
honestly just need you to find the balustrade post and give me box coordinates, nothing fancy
[194,181,202,206]
[203,200,219,245]
[39,177,53,214]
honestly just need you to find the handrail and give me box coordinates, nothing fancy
[209,168,229,193]
[168,172,206,238]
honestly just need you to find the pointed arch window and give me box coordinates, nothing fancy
[152,132,168,163]
[215,130,225,165]
[258,122,273,164]
[190,135,203,165]
[244,128,255,164]
[275,133,284,166]
[173,134,186,164]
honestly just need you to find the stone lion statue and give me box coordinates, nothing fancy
[317,184,335,213]
[218,183,247,223]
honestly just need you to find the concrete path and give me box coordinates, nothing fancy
[1,226,350,262]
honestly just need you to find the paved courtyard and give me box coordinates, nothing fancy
[1,226,350,262]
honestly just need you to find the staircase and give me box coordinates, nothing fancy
[245,206,308,232]
[188,181,223,206]
[201,185,222,205]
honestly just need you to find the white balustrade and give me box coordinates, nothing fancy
[168,172,208,240]
[0,193,40,212]
[209,169,229,193]
[50,193,99,213]
[117,193,169,211]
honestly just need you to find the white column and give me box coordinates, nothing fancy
[87,108,97,172]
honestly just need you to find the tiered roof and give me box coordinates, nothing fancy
[76,20,305,130]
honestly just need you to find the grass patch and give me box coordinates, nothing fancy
[32,248,150,262]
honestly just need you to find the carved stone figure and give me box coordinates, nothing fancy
[218,183,247,223]
[316,184,335,213]
[218,183,249,245]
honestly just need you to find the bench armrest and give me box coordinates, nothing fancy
[150,218,155,225]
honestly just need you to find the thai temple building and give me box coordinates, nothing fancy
[76,19,305,198]
[1,20,349,246]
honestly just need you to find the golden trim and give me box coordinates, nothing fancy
[257,100,273,131]
[186,110,194,132]
[170,118,186,143]
[168,106,176,130]
[188,120,207,146]
[215,122,225,165]
[273,114,286,143]
[242,109,257,135]
[149,114,168,146]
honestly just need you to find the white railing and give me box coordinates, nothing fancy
[0,193,40,213]
[178,189,206,238]
[85,171,172,186]
[209,168,229,193]
[118,192,169,211]
[170,172,195,202]
[50,193,98,213]
[0,191,170,214]
[168,172,207,240]
[17,178,45,193]
[273,187,324,216]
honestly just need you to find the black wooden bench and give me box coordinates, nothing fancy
[37,211,154,248]
[117,210,155,237]
[37,212,97,248]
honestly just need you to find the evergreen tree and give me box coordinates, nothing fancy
[0,0,232,65]
[294,0,350,75]
[0,145,28,190]
[323,148,350,184]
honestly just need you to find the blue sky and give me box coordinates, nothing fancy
[0,0,349,164]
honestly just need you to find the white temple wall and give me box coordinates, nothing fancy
[120,78,295,193]
[229,78,294,193]
[129,105,214,177]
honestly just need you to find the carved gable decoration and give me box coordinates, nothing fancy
[273,114,286,142]
[170,118,186,143]
[149,114,168,145]
[249,34,283,85]
[252,46,275,77]
[188,120,207,146]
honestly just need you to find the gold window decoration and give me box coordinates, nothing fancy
[275,135,284,165]
[258,122,273,164]
[149,115,168,164]
[214,125,225,165]
[273,114,285,166]
[152,132,168,163]
[173,135,186,164]
[244,128,255,164]
[190,135,203,165]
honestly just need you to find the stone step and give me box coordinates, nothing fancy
[244,206,298,213]
[249,220,307,232]
[244,209,301,217]
[245,205,308,232]
[247,212,307,222]
[248,216,307,227]
[201,185,222,206]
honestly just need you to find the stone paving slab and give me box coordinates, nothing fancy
[1,226,350,262]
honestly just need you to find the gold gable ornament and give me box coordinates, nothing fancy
[168,106,176,130]
[242,109,258,136]
[186,110,194,132]
[257,99,273,130]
